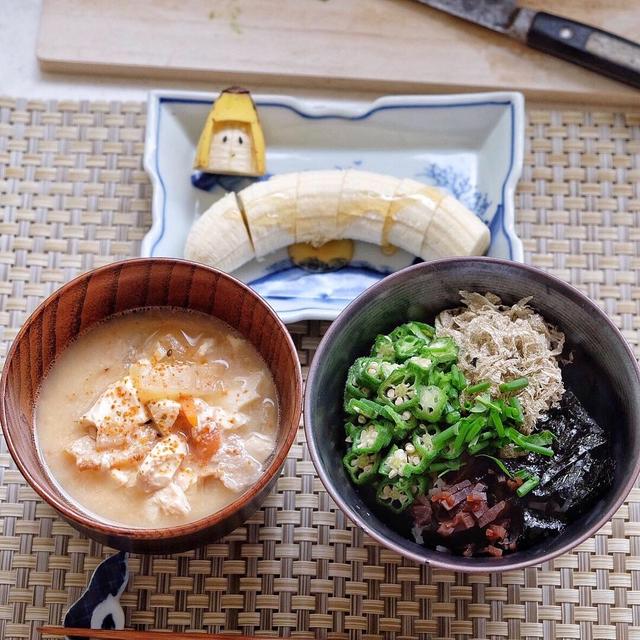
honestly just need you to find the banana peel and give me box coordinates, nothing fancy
[194,87,266,177]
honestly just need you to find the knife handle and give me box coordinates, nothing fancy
[525,11,640,89]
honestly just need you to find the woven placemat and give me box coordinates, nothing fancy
[0,97,639,640]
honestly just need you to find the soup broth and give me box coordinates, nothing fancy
[35,308,279,528]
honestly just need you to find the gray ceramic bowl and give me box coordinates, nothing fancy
[304,257,640,572]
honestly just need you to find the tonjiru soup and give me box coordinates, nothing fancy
[35,308,279,528]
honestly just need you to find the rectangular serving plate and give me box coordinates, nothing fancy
[143,91,524,322]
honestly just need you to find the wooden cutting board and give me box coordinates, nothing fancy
[37,0,640,104]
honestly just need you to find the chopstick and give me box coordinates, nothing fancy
[38,627,265,640]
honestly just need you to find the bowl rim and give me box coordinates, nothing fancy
[304,256,640,572]
[0,257,303,540]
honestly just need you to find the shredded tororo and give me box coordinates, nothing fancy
[435,292,565,434]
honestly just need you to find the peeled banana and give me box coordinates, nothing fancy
[337,170,400,246]
[184,169,490,272]
[184,192,255,273]
[296,171,344,247]
[237,173,297,258]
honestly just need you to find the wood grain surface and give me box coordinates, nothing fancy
[0,258,303,554]
[37,0,640,104]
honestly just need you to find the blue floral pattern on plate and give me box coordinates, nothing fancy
[416,162,492,221]
[143,92,525,322]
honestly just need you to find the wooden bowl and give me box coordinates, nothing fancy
[0,258,303,553]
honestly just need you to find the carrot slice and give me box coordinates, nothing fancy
[179,395,199,426]
[195,429,221,461]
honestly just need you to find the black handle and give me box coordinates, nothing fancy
[526,11,640,89]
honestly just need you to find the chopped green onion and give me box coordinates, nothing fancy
[469,400,489,414]
[467,440,492,455]
[464,417,486,444]
[431,423,459,447]
[499,377,529,394]
[526,430,556,446]
[431,459,465,475]
[506,428,554,457]
[451,421,471,454]
[450,364,467,391]
[496,398,520,421]
[517,475,540,497]
[466,380,491,394]
[476,394,501,413]
[478,454,513,478]
[445,410,461,425]
[489,409,505,438]
[508,397,524,424]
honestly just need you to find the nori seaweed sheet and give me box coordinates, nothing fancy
[506,390,615,546]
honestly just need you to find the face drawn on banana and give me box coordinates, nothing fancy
[194,87,266,178]
[208,124,256,174]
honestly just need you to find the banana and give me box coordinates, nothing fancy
[184,169,491,273]
[184,192,255,272]
[337,170,401,245]
[237,173,298,257]
[422,193,490,259]
[295,170,345,246]
[385,178,445,256]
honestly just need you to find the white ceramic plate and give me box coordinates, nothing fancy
[143,91,524,322]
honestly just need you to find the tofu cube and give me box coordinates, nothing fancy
[138,434,188,490]
[81,376,149,450]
